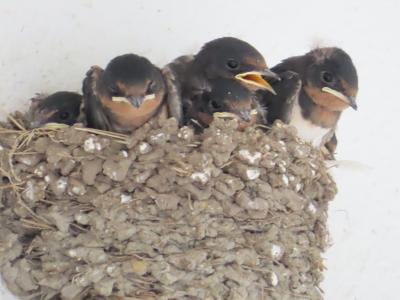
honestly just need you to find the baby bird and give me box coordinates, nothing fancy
[270,47,358,155]
[27,91,82,128]
[82,53,166,133]
[258,71,302,125]
[183,78,264,131]
[163,37,279,125]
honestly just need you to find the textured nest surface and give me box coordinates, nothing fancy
[0,113,336,300]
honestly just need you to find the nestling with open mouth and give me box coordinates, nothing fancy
[162,37,279,125]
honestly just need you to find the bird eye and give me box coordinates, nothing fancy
[321,71,334,83]
[146,81,155,94]
[226,59,239,70]
[251,94,260,102]
[209,100,223,111]
[109,85,119,96]
[59,111,70,120]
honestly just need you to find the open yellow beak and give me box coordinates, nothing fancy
[235,71,277,95]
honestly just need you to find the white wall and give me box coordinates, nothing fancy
[1,1,400,299]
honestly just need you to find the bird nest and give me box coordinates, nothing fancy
[0,112,336,300]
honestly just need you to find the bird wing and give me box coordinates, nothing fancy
[81,66,112,131]
[271,54,305,74]
[162,55,194,126]
[259,71,302,125]
[322,130,337,160]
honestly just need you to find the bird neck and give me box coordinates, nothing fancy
[300,89,341,129]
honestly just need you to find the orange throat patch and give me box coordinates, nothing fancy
[304,85,351,112]
[304,86,344,128]
[102,93,164,129]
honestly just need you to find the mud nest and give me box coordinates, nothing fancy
[0,113,337,300]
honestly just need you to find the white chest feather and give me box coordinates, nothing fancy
[289,99,330,148]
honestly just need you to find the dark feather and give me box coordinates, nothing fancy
[162,55,194,126]
[82,66,112,131]
[259,71,302,125]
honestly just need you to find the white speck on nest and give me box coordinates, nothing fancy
[264,144,271,151]
[34,166,45,177]
[191,172,210,184]
[177,127,193,140]
[278,141,287,152]
[72,186,85,196]
[75,213,89,225]
[84,137,102,152]
[67,249,77,258]
[278,164,286,173]
[138,142,152,154]
[269,272,279,286]
[121,150,128,158]
[246,168,260,180]
[238,149,262,165]
[271,244,283,259]
[110,171,118,181]
[19,156,34,166]
[0,144,3,151]
[44,175,51,183]
[121,194,132,204]
[57,177,68,191]
[84,137,95,152]
[23,180,35,201]
[296,146,304,156]
[292,247,301,256]
[149,133,166,144]
[295,183,302,192]
[282,175,289,186]
[135,171,151,183]
[307,202,317,214]
[288,175,295,182]
[106,265,117,275]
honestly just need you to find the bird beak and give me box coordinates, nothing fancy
[213,109,258,124]
[128,96,145,108]
[129,94,156,108]
[348,96,358,110]
[143,93,156,102]
[235,70,278,95]
[111,96,131,104]
[322,87,358,110]
[112,94,156,108]
[111,96,143,108]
